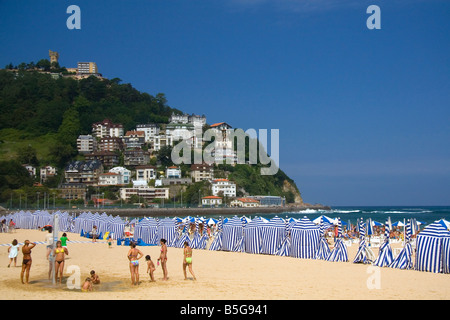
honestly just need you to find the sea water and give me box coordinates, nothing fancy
[255,206,450,226]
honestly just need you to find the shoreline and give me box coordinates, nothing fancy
[11,204,331,218]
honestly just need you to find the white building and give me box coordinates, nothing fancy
[150,134,173,151]
[119,187,169,202]
[202,196,223,207]
[109,167,131,184]
[77,135,97,154]
[98,172,124,186]
[92,119,124,139]
[166,166,181,179]
[209,122,237,164]
[135,165,156,182]
[40,165,57,183]
[23,165,36,177]
[169,113,189,124]
[211,179,236,198]
[136,124,160,143]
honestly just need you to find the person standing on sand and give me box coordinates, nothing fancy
[20,240,36,284]
[157,239,168,281]
[53,240,69,284]
[145,255,156,282]
[8,239,19,268]
[127,242,143,285]
[183,241,196,281]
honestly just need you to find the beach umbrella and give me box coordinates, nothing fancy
[373,219,394,267]
[366,218,374,236]
[260,216,285,255]
[390,219,414,270]
[415,220,450,273]
[392,221,405,227]
[326,218,348,262]
[290,217,320,259]
[316,217,331,260]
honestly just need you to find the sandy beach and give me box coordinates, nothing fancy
[1,228,449,300]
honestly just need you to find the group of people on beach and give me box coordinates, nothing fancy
[6,228,196,290]
[127,238,196,286]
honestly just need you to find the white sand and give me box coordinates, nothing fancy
[1,229,449,300]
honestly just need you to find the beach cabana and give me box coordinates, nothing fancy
[243,217,265,254]
[316,217,331,260]
[275,219,291,257]
[290,217,320,259]
[157,218,178,246]
[209,219,224,251]
[353,219,374,264]
[260,216,286,255]
[390,219,414,270]
[222,216,245,252]
[326,218,349,262]
[134,217,159,245]
[415,221,450,274]
[373,218,394,267]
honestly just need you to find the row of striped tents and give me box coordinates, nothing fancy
[415,220,450,274]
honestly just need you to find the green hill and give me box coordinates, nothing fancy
[0,66,303,206]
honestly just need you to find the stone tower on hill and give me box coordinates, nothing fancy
[49,50,59,64]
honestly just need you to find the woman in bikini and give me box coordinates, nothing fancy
[53,240,69,284]
[157,239,168,281]
[127,242,143,285]
[183,241,196,281]
[20,240,36,284]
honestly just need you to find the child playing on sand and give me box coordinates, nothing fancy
[7,239,19,268]
[107,235,112,248]
[90,270,100,284]
[81,277,93,292]
[145,255,156,282]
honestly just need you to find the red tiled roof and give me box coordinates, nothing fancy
[202,196,222,199]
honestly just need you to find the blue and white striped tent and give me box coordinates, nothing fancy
[275,218,291,257]
[260,216,285,255]
[353,219,373,264]
[373,218,394,267]
[191,220,208,250]
[316,217,331,260]
[290,217,320,259]
[157,218,177,247]
[326,218,349,262]
[222,216,245,252]
[415,220,450,274]
[209,218,224,251]
[390,219,414,270]
[243,217,265,254]
[109,215,125,240]
[134,217,159,245]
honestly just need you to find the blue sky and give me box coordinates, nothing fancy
[1,0,449,206]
